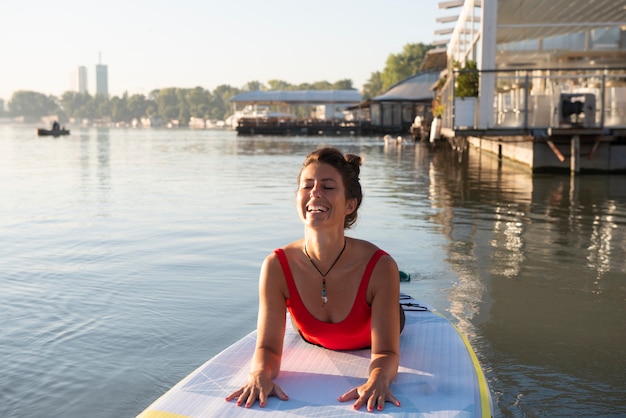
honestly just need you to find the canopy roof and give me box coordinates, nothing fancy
[230,90,362,105]
[437,0,626,68]
[373,71,440,102]
[496,0,626,45]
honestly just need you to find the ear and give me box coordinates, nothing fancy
[345,198,357,215]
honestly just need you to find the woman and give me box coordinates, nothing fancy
[225,147,402,412]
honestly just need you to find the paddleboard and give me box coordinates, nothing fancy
[138,294,492,417]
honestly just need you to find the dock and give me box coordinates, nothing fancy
[236,117,369,136]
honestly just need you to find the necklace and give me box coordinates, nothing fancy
[304,239,347,308]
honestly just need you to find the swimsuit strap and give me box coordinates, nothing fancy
[274,248,300,307]
[355,249,388,304]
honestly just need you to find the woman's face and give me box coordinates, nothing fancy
[297,162,355,229]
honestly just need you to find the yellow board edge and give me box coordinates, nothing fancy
[137,409,190,418]
[436,312,493,418]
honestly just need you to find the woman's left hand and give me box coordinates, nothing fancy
[337,377,401,412]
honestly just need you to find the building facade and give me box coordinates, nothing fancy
[76,66,88,94]
[434,0,626,173]
[96,63,108,98]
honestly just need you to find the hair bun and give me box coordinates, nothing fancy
[345,154,361,176]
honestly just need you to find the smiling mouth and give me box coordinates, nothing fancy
[307,205,328,213]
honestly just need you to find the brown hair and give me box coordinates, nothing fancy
[298,147,362,229]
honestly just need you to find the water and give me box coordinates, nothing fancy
[1,125,624,417]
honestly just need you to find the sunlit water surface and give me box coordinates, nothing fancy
[1,126,624,417]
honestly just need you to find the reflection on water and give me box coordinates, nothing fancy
[424,144,626,417]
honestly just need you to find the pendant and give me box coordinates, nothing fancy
[321,279,327,308]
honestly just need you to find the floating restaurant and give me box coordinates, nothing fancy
[433,0,626,173]
[230,90,364,136]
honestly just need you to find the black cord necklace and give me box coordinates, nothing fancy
[304,239,347,308]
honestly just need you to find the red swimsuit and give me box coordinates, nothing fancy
[274,248,387,351]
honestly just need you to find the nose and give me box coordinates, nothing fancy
[310,183,322,198]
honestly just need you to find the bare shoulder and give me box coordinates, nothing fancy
[260,243,301,297]
[347,237,379,254]
[350,238,396,267]
[355,240,398,298]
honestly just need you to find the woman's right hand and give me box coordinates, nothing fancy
[225,371,289,408]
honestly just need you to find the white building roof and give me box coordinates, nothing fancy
[230,90,362,105]
[373,71,440,102]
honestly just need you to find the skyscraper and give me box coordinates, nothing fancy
[96,53,108,98]
[75,66,88,94]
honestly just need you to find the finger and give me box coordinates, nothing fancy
[386,391,401,407]
[258,384,290,408]
[244,387,259,408]
[365,392,380,412]
[337,387,358,402]
[375,394,385,411]
[353,395,368,411]
[352,390,371,411]
[258,387,268,408]
[224,388,243,402]
[236,391,247,406]
[272,383,289,401]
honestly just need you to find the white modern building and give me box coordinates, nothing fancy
[434,0,626,173]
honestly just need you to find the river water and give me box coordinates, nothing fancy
[1,125,624,417]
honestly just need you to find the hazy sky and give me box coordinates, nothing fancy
[0,0,447,100]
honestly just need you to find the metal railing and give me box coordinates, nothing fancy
[440,67,626,133]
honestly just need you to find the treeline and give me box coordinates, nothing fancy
[1,43,434,126]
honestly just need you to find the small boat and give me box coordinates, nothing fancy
[37,128,70,137]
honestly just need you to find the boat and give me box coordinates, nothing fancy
[37,128,70,137]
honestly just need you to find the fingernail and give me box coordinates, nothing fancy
[378,405,383,410]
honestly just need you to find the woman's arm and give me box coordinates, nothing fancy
[225,253,290,408]
[338,254,401,411]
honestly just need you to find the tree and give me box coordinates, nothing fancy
[210,85,240,120]
[362,71,383,100]
[243,81,265,91]
[381,43,434,91]
[111,93,129,123]
[127,94,150,121]
[186,87,212,119]
[176,89,190,126]
[308,81,333,90]
[93,95,112,120]
[60,91,93,120]
[155,88,181,122]
[267,79,292,90]
[332,79,354,90]
[9,91,60,121]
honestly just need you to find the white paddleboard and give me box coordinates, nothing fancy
[138,294,492,417]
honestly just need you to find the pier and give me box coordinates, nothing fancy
[236,117,367,136]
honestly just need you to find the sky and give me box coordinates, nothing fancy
[0,0,447,101]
